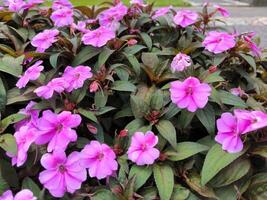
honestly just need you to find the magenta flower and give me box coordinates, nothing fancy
[152,6,172,20]
[31,29,59,53]
[34,77,69,99]
[242,32,261,57]
[130,0,146,6]
[4,0,25,12]
[171,53,191,72]
[234,109,267,134]
[127,131,160,166]
[62,66,93,92]
[170,77,211,112]
[8,125,37,167]
[14,101,39,131]
[16,61,44,89]
[52,0,73,10]
[82,26,115,47]
[215,112,250,153]
[81,141,118,179]
[35,110,81,152]
[23,0,44,9]
[203,31,236,54]
[39,150,86,198]
[0,189,37,200]
[173,10,198,28]
[230,87,247,97]
[72,21,88,33]
[214,5,230,17]
[51,7,73,27]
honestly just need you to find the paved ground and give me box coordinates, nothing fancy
[186,0,267,48]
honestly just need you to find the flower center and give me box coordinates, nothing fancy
[186,87,193,95]
[97,152,104,160]
[141,143,147,151]
[59,165,66,173]
[57,124,64,133]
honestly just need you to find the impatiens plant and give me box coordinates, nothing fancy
[0,0,267,199]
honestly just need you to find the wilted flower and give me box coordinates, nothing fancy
[152,6,172,20]
[173,10,198,28]
[35,110,81,152]
[81,141,118,179]
[170,53,191,72]
[170,77,211,112]
[127,131,160,165]
[203,31,236,54]
[242,32,261,57]
[52,0,73,10]
[39,150,86,197]
[51,7,73,27]
[0,189,37,200]
[214,5,230,17]
[31,29,59,52]
[82,26,115,47]
[16,61,44,89]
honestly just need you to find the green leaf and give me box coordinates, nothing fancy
[124,54,141,76]
[196,105,215,135]
[153,164,174,200]
[155,120,177,149]
[177,110,195,129]
[0,171,9,195]
[209,159,251,187]
[94,91,108,108]
[218,90,247,108]
[141,53,159,68]
[0,159,18,188]
[0,77,6,111]
[201,144,248,185]
[111,81,136,92]
[203,71,225,83]
[246,173,267,200]
[95,106,116,116]
[140,32,152,50]
[125,118,145,136]
[130,95,149,118]
[22,177,41,198]
[7,87,37,105]
[0,55,24,77]
[72,46,101,66]
[239,53,257,72]
[150,90,164,111]
[171,184,190,200]
[95,48,115,71]
[251,145,267,158]
[123,45,147,55]
[91,189,116,200]
[0,134,17,155]
[165,142,209,161]
[164,103,181,120]
[49,52,60,68]
[78,108,97,123]
[129,165,152,190]
[0,113,26,133]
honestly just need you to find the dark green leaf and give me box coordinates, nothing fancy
[94,90,108,108]
[196,105,215,135]
[22,177,41,197]
[0,134,17,155]
[171,184,190,200]
[130,95,149,118]
[140,32,152,50]
[95,48,115,70]
[0,55,24,77]
[78,108,98,123]
[111,81,136,92]
[0,77,6,111]
[72,46,101,66]
[218,90,247,108]
[129,165,152,190]
[155,120,177,149]
[0,113,26,133]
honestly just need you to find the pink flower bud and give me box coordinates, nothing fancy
[89,81,99,93]
[127,39,138,46]
[87,123,97,134]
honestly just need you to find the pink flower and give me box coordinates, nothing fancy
[71,21,88,33]
[215,112,250,153]
[203,31,236,54]
[81,141,118,179]
[23,0,44,9]
[51,7,73,27]
[31,29,59,53]
[16,61,44,89]
[52,0,73,10]
[130,0,146,6]
[62,66,93,92]
[214,5,230,17]
[34,77,69,99]
[14,101,39,130]
[170,77,211,112]
[82,26,115,47]
[98,3,128,30]
[127,131,159,165]
[230,87,247,97]
[234,109,267,134]
[4,0,25,12]
[8,125,37,167]
[173,10,198,28]
[152,6,172,20]
[89,81,99,93]
[0,189,37,200]
[35,110,81,152]
[39,150,86,197]
[171,53,191,72]
[242,32,261,57]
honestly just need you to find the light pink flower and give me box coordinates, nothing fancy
[16,61,44,89]
[82,26,115,47]
[0,189,37,200]
[35,110,81,152]
[23,0,44,9]
[62,66,93,92]
[230,87,247,97]
[127,131,159,165]
[173,10,198,28]
[242,32,261,57]
[31,29,59,53]
[214,5,230,17]
[39,150,86,198]
[234,109,267,134]
[51,7,73,27]
[203,31,236,54]
[170,77,211,112]
[7,125,37,167]
[52,0,73,10]
[14,101,39,130]
[171,53,191,72]
[71,21,88,33]
[152,6,172,20]
[34,77,69,99]
[215,112,250,153]
[4,0,25,12]
[81,141,118,179]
